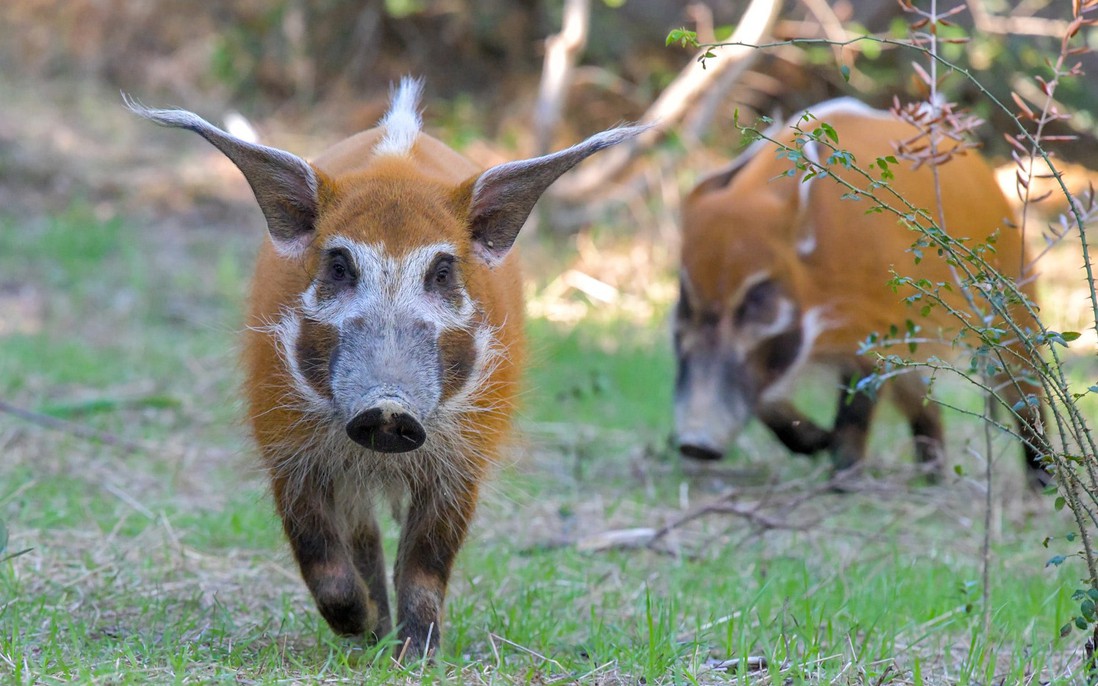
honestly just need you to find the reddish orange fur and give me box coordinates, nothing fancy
[677,103,1045,481]
[130,83,642,659]
[243,131,525,480]
[683,110,1035,356]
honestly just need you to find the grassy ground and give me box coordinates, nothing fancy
[0,199,1094,685]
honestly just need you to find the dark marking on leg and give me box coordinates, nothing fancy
[910,411,945,475]
[1002,381,1051,489]
[392,476,479,659]
[291,526,373,637]
[890,372,944,481]
[274,481,376,638]
[829,370,877,472]
[758,400,832,455]
[351,514,393,642]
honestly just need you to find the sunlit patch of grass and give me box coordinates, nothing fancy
[523,317,675,434]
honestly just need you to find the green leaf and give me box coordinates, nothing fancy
[666,28,700,49]
[1055,496,1066,511]
[1076,616,1089,630]
[1062,622,1074,637]
[818,122,839,144]
[1061,331,1082,342]
[1047,554,1067,567]
[839,64,851,82]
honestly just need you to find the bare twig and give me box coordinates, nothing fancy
[0,398,155,454]
[982,377,995,638]
[797,0,873,90]
[488,633,565,672]
[645,470,863,549]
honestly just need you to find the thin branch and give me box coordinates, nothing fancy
[0,398,156,454]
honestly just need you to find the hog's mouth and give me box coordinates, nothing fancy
[678,442,724,461]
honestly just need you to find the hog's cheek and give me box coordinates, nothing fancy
[296,318,340,399]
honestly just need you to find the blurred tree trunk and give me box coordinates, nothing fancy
[534,0,591,156]
[551,0,783,201]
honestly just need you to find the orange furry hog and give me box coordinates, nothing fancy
[673,98,1047,485]
[130,79,642,656]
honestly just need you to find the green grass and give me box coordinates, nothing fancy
[0,207,1092,684]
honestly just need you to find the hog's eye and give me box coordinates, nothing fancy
[736,279,778,324]
[327,251,355,285]
[426,253,456,292]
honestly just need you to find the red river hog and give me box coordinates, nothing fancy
[129,79,643,656]
[673,98,1046,485]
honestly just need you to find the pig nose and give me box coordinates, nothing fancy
[678,442,725,461]
[346,403,426,453]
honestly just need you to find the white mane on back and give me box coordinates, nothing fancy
[375,77,424,156]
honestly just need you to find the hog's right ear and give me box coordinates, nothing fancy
[124,95,322,258]
[460,125,647,267]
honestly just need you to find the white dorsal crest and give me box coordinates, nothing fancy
[375,77,424,157]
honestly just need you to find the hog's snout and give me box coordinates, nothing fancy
[346,400,427,453]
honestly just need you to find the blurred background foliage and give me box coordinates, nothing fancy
[1,0,1095,359]
[2,0,1095,153]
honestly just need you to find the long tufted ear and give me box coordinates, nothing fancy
[462,125,648,267]
[124,95,322,258]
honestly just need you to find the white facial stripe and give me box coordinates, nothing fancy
[730,270,795,354]
[678,268,699,306]
[303,237,475,331]
[759,306,830,402]
[437,320,502,417]
[794,140,820,257]
[733,270,773,310]
[270,309,332,415]
[738,270,771,291]
[757,298,796,338]
[272,236,492,420]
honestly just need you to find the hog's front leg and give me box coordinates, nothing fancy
[393,474,479,660]
[274,480,379,639]
[351,513,394,640]
[757,400,832,454]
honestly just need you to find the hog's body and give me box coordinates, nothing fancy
[674,98,1046,484]
[131,80,642,656]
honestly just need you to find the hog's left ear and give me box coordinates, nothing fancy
[124,95,324,259]
[462,125,647,266]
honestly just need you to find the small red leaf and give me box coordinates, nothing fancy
[1012,92,1036,119]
